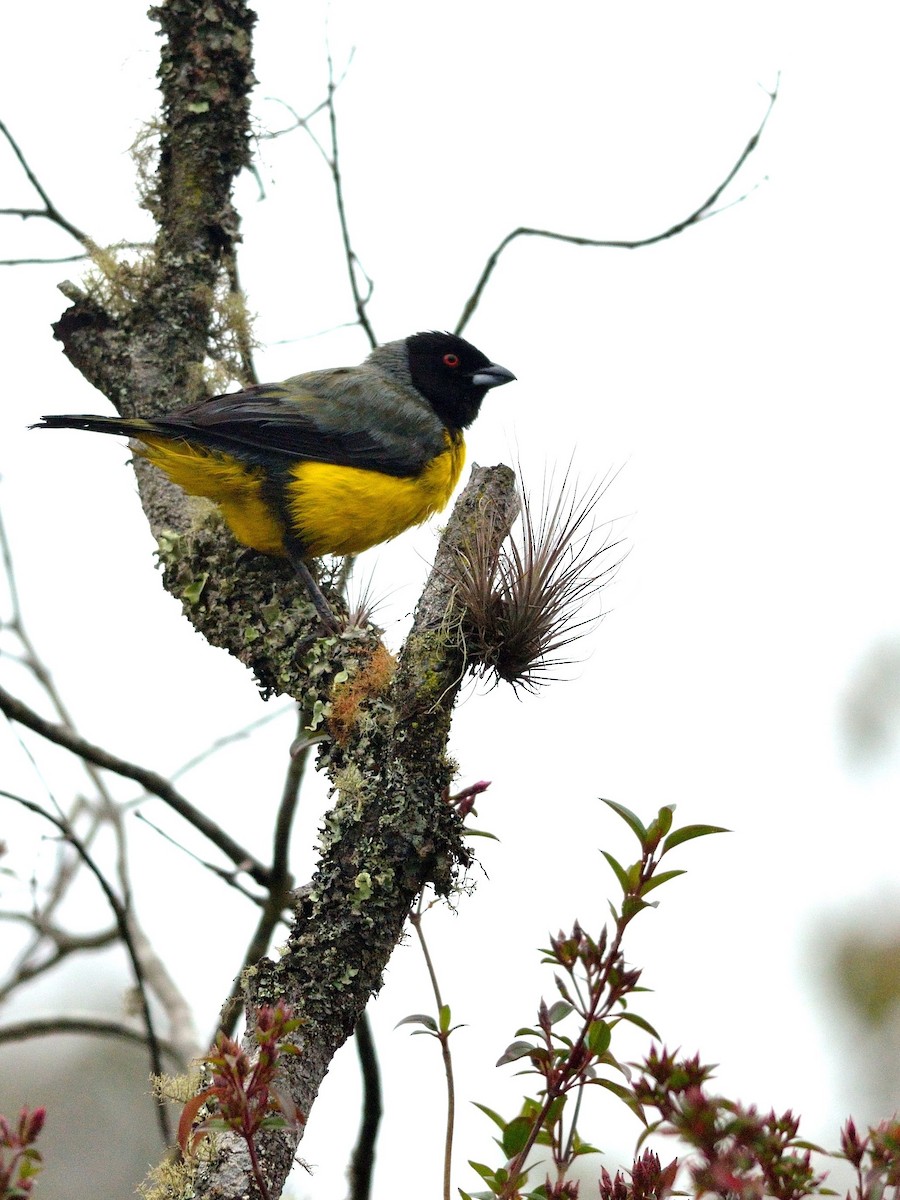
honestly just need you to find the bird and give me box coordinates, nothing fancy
[33,331,516,626]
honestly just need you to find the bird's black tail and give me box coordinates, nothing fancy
[31,414,153,438]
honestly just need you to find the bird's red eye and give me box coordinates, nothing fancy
[442,353,460,368]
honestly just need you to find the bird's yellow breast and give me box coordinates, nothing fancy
[286,434,466,556]
[136,432,466,558]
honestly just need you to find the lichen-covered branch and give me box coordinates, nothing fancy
[186,464,519,1200]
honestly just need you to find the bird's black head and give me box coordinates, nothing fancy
[405,331,516,431]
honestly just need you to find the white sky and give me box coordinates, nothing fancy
[2,2,900,1197]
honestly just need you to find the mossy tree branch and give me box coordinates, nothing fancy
[188,464,519,1199]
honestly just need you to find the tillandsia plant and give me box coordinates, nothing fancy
[453,471,623,690]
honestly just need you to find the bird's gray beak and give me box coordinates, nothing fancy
[471,363,516,389]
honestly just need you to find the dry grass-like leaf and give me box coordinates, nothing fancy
[454,469,622,690]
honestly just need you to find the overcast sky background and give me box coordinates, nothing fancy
[2,2,900,1197]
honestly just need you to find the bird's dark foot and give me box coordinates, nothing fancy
[287,551,340,633]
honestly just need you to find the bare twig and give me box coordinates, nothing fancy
[270,707,309,886]
[0,682,273,888]
[0,919,118,1006]
[0,1015,180,1063]
[260,95,331,140]
[0,119,92,247]
[168,706,292,784]
[299,48,377,349]
[0,789,171,1143]
[455,76,780,335]
[214,706,311,1041]
[0,253,89,266]
[133,811,267,904]
[347,1010,382,1200]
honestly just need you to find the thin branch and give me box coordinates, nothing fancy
[133,811,267,904]
[0,1016,180,1063]
[270,707,309,885]
[259,53,355,141]
[0,682,274,888]
[0,119,92,247]
[2,505,132,950]
[455,76,779,335]
[214,708,311,1042]
[322,49,377,348]
[0,252,89,266]
[410,896,455,1200]
[277,51,376,347]
[0,789,171,1144]
[0,923,119,1006]
[347,1010,382,1200]
[259,95,331,140]
[168,705,292,784]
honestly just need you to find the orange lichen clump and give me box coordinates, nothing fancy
[328,644,396,744]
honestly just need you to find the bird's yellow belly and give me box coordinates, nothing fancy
[286,438,466,556]
[138,434,466,558]
[138,437,287,555]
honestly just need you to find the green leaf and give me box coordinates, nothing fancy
[587,1020,611,1055]
[544,1094,567,1127]
[497,1040,537,1066]
[641,868,686,895]
[600,850,630,892]
[615,1011,661,1039]
[592,1077,647,1123]
[464,828,501,841]
[601,799,647,840]
[471,1103,507,1131]
[662,824,729,853]
[571,1130,602,1156]
[655,805,675,835]
[469,1161,497,1183]
[547,1001,572,1025]
[620,895,652,921]
[395,1013,438,1032]
[439,1004,452,1033]
[502,1116,534,1158]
